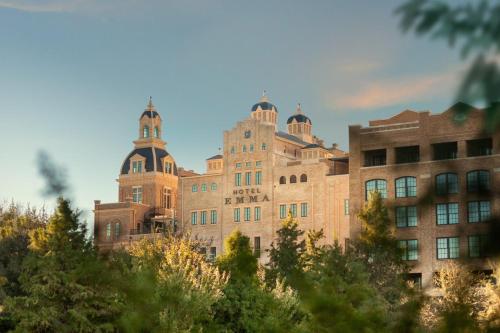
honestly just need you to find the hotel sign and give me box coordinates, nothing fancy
[224,188,270,205]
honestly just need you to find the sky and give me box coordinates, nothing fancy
[0,0,466,220]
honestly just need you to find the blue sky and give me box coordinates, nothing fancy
[0,0,465,219]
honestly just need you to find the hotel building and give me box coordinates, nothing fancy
[94,96,498,284]
[94,95,350,260]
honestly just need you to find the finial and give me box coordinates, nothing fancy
[259,90,269,103]
[296,103,302,114]
[145,96,156,111]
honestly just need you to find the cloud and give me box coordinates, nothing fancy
[0,0,85,12]
[329,69,460,111]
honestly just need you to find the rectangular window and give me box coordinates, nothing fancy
[469,235,488,258]
[432,142,458,160]
[301,202,308,217]
[245,162,252,168]
[261,143,267,151]
[363,149,386,167]
[255,171,262,185]
[235,173,242,186]
[191,211,198,225]
[256,161,262,168]
[234,208,240,222]
[106,223,111,240]
[437,237,460,259]
[236,162,242,168]
[230,146,235,154]
[254,207,261,221]
[250,144,254,152]
[165,162,172,174]
[396,206,418,227]
[209,247,217,261]
[254,236,261,257]
[290,203,297,218]
[244,207,251,221]
[436,203,459,225]
[279,204,287,219]
[132,186,143,203]
[200,211,207,225]
[192,184,198,192]
[132,161,143,173]
[467,138,492,157]
[399,239,418,260]
[210,210,217,224]
[395,146,420,164]
[245,172,251,186]
[242,145,247,152]
[468,201,491,223]
[344,199,349,216]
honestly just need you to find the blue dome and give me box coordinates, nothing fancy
[120,147,177,175]
[141,110,160,118]
[287,114,311,125]
[251,101,278,112]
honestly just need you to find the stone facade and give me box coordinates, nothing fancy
[94,95,350,260]
[349,103,500,286]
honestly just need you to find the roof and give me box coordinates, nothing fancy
[141,110,160,119]
[287,114,312,125]
[275,131,309,146]
[302,143,320,149]
[251,101,278,112]
[206,154,223,160]
[120,147,177,175]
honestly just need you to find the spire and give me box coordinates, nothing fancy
[259,90,269,103]
[145,96,156,111]
[295,103,302,114]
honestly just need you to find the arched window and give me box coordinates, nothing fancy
[106,223,111,240]
[435,173,458,195]
[300,174,307,183]
[365,179,387,200]
[201,184,207,192]
[395,176,417,198]
[279,176,286,185]
[192,184,198,192]
[467,170,490,192]
[143,125,150,138]
[114,222,121,239]
[163,188,172,208]
[290,175,297,183]
[154,127,159,138]
[211,183,217,191]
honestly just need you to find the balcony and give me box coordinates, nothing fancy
[467,138,492,157]
[395,145,420,164]
[363,149,387,167]
[432,142,457,161]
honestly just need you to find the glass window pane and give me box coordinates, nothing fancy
[468,202,479,223]
[407,206,418,226]
[437,238,448,259]
[396,207,407,227]
[408,240,418,260]
[480,201,491,221]
[396,178,406,198]
[448,203,459,224]
[437,204,448,225]
[469,236,480,258]
[448,173,458,193]
[449,237,460,258]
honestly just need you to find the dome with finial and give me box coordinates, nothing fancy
[251,91,278,112]
[287,103,311,125]
[141,96,161,119]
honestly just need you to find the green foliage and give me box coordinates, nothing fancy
[121,235,228,333]
[266,214,305,287]
[214,229,302,332]
[353,191,409,306]
[217,229,257,282]
[5,198,121,333]
[297,244,389,333]
[396,0,500,132]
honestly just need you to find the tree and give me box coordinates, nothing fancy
[352,191,409,306]
[297,243,389,333]
[266,214,306,288]
[0,203,47,331]
[120,235,228,333]
[5,198,121,332]
[213,229,301,332]
[420,262,490,332]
